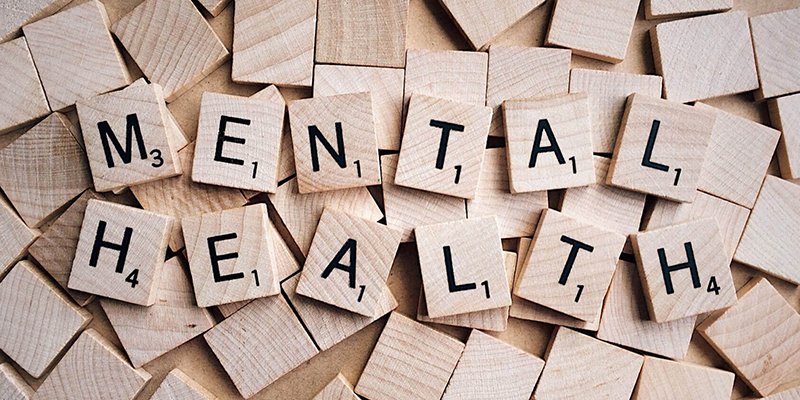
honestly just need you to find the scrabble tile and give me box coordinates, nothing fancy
[193,92,284,193]
[569,69,662,153]
[487,46,570,137]
[126,78,190,152]
[0,363,33,400]
[68,199,173,306]
[440,0,546,50]
[381,153,466,242]
[645,0,732,19]
[151,369,216,400]
[100,258,215,368]
[534,327,643,400]
[404,49,488,111]
[0,113,91,227]
[416,216,511,318]
[232,0,316,86]
[596,260,696,360]
[515,209,626,323]
[314,374,357,400]
[204,294,319,398]
[651,11,759,103]
[545,0,639,63]
[33,329,151,400]
[284,273,396,351]
[695,103,780,208]
[607,93,715,203]
[632,219,736,323]
[77,83,182,193]
[314,64,405,150]
[296,209,401,317]
[288,92,381,193]
[0,261,91,378]
[197,0,230,16]
[130,142,248,251]
[504,93,595,193]
[0,0,70,41]
[0,195,38,278]
[633,357,734,400]
[750,8,800,99]
[734,176,800,285]
[268,176,383,256]
[442,330,544,400]
[770,90,800,180]
[112,0,229,102]
[395,94,492,199]
[698,277,800,396]
[0,37,49,134]
[22,0,130,111]
[355,312,464,400]
[250,86,295,184]
[315,0,409,68]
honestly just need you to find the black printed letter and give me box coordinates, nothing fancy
[658,242,700,295]
[97,114,148,168]
[558,236,594,285]
[444,246,476,293]
[89,220,132,274]
[309,123,346,172]
[430,120,465,170]
[214,115,250,166]
[208,233,245,283]
[641,120,670,172]
[529,119,566,168]
[322,239,358,288]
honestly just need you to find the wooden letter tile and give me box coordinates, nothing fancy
[151,369,216,400]
[0,37,49,134]
[0,195,38,278]
[750,8,800,99]
[355,312,465,400]
[404,49,488,111]
[288,92,381,193]
[415,216,511,318]
[0,0,70,41]
[632,219,736,323]
[0,363,33,400]
[645,0,732,19]
[395,94,492,199]
[698,277,800,396]
[68,199,173,306]
[313,374,358,400]
[633,357,734,400]
[440,0,546,50]
[607,93,715,202]
[770,91,800,180]
[504,93,595,193]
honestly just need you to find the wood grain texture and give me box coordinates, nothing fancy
[313,374,358,400]
[232,0,316,86]
[395,94,491,199]
[442,330,544,400]
[0,0,70,41]
[315,0,409,68]
[0,194,38,279]
[0,37,49,134]
[112,0,229,102]
[651,11,759,103]
[354,312,464,400]
[645,0,732,19]
[568,69,662,153]
[607,93,715,203]
[0,261,91,378]
[151,369,217,400]
[534,327,643,400]
[440,0,545,49]
[196,0,231,17]
[545,0,639,63]
[764,387,800,400]
[250,86,295,185]
[770,93,800,179]
[404,49,488,111]
[68,199,173,306]
[0,363,33,400]
[633,357,735,400]
[100,258,215,368]
[32,329,151,400]
[698,277,800,396]
[750,7,800,99]
[734,175,800,285]
[125,78,190,152]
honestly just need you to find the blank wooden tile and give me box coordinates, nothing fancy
[0,363,33,400]
[607,93,715,203]
[441,0,545,50]
[632,219,736,323]
[381,154,466,242]
[515,209,626,323]
[232,0,316,86]
[404,49,488,111]
[77,83,181,193]
[395,94,491,199]
[316,0,409,68]
[486,46,570,137]
[770,93,800,180]
[545,0,639,63]
[68,199,173,306]
[355,312,464,400]
[735,176,800,285]
[314,65,405,150]
[0,195,38,278]
[698,277,800,396]
[289,92,381,193]
[193,92,284,193]
[197,0,230,17]
[504,93,595,193]
[596,260,696,360]
[535,327,643,400]
[651,11,759,103]
[569,69,662,153]
[33,329,151,400]
[313,374,358,400]
[112,0,228,102]
[633,357,734,400]
[151,369,216,400]
[0,37,49,134]
[22,0,130,111]
[442,330,544,400]
[101,258,215,368]
[750,8,800,99]
[645,0,732,19]
[0,0,70,41]
[204,293,319,398]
